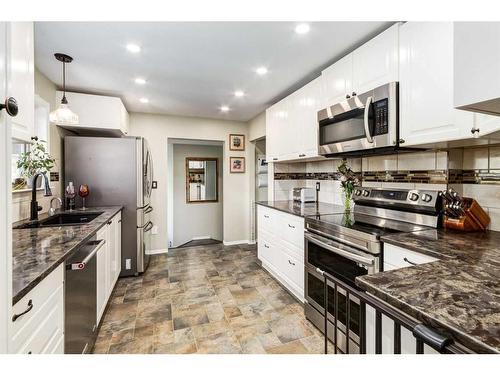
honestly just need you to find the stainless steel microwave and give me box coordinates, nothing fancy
[317,82,399,157]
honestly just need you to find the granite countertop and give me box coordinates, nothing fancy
[256,200,346,217]
[356,229,500,354]
[12,206,122,305]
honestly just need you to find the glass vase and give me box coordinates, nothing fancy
[344,191,352,212]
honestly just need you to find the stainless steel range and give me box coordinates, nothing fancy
[304,187,442,353]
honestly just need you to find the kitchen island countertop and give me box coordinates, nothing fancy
[356,228,500,354]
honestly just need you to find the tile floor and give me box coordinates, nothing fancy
[93,243,331,354]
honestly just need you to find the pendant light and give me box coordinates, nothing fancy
[49,53,79,125]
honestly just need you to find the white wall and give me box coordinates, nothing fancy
[12,69,60,222]
[248,111,266,142]
[129,112,251,250]
[172,143,223,247]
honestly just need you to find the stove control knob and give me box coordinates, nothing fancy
[409,192,419,201]
[422,194,432,202]
[362,190,370,197]
[355,189,362,196]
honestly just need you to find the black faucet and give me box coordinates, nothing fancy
[30,172,52,221]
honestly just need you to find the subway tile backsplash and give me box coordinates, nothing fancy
[272,147,500,232]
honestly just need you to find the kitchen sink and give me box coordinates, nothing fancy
[14,212,103,229]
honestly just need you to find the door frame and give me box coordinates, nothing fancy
[0,21,13,353]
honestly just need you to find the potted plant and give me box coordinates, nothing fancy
[16,137,55,189]
[337,159,360,212]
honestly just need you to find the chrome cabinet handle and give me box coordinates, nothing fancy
[145,206,153,214]
[12,300,33,322]
[288,259,296,266]
[264,244,269,248]
[264,215,269,218]
[403,257,417,266]
[144,221,154,232]
[288,224,295,229]
[471,127,480,135]
[363,96,373,143]
[298,154,306,157]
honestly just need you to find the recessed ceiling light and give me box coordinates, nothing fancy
[295,23,310,35]
[126,43,141,53]
[134,77,146,85]
[234,90,245,98]
[139,98,149,104]
[256,67,268,76]
[220,106,230,112]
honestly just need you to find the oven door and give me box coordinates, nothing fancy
[304,231,379,353]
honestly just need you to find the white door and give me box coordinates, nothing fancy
[0,21,12,354]
[399,22,473,146]
[9,22,34,143]
[352,23,399,94]
[321,53,353,105]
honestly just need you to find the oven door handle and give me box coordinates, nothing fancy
[305,232,375,266]
[363,96,373,143]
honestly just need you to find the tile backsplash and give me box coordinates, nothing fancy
[271,147,500,232]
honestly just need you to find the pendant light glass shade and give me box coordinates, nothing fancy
[50,101,79,125]
[49,53,79,125]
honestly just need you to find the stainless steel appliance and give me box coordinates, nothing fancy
[291,187,316,203]
[65,236,105,354]
[304,187,442,353]
[65,136,154,276]
[317,82,399,157]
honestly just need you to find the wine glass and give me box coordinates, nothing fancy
[79,184,89,210]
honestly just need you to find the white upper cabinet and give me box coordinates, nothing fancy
[352,23,399,94]
[55,91,129,136]
[399,22,473,146]
[321,54,353,105]
[9,22,35,143]
[454,22,500,117]
[266,77,322,162]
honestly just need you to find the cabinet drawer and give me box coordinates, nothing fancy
[258,229,279,266]
[280,251,304,292]
[277,213,304,252]
[10,265,64,354]
[384,243,438,269]
[257,205,277,231]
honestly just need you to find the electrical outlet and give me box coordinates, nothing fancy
[125,258,131,270]
[152,225,158,235]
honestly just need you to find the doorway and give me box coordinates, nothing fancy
[167,139,224,248]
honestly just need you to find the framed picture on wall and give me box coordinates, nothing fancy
[229,134,245,151]
[229,157,245,173]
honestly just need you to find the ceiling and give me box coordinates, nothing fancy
[34,22,393,122]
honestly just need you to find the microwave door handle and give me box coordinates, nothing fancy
[363,96,373,143]
[305,232,375,266]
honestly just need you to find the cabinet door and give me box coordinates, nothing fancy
[321,53,353,105]
[96,228,108,323]
[297,77,322,158]
[265,105,279,162]
[114,213,122,282]
[399,22,472,146]
[106,220,116,298]
[352,24,399,94]
[9,22,34,142]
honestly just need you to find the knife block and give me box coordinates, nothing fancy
[444,198,490,232]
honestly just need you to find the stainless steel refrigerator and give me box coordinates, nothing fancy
[64,136,154,276]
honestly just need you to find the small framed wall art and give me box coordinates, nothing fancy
[229,134,245,151]
[229,157,245,173]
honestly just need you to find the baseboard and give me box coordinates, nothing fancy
[223,239,252,246]
[146,248,169,255]
[191,236,211,240]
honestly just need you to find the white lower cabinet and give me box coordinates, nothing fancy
[96,212,122,324]
[257,205,304,301]
[9,264,64,354]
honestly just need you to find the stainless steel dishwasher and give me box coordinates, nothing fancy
[65,236,105,354]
